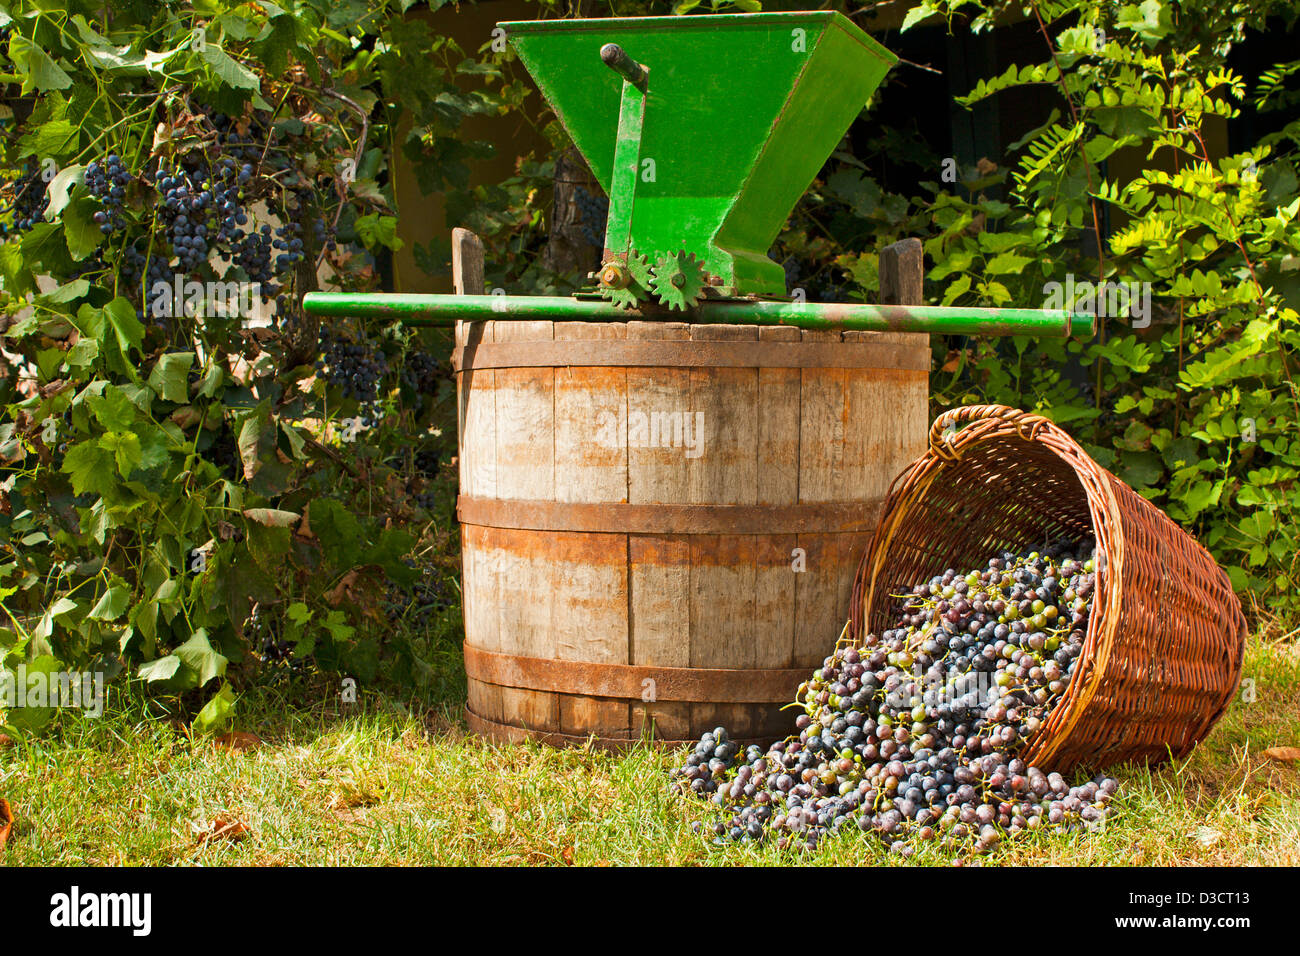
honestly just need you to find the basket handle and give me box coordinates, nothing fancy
[928,404,1053,458]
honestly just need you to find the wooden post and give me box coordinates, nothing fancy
[879,237,924,306]
[451,227,485,296]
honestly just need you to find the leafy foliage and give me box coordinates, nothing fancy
[0,0,483,726]
[776,0,1300,613]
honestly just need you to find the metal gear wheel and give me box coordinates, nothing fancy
[650,250,708,311]
[598,252,654,310]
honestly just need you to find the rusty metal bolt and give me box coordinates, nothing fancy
[599,263,629,288]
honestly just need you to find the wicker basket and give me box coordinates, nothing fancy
[850,404,1247,772]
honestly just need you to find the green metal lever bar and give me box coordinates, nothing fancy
[301,292,1094,338]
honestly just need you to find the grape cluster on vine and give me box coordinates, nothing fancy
[402,350,440,393]
[672,541,1118,855]
[79,109,327,326]
[384,563,453,630]
[316,330,390,405]
[86,154,131,236]
[574,185,608,248]
[0,162,50,235]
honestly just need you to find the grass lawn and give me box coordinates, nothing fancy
[0,630,1297,866]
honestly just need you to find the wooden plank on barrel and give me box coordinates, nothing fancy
[553,319,631,736]
[627,319,692,741]
[491,319,558,734]
[555,321,627,505]
[493,319,555,502]
[755,533,797,669]
[794,321,857,667]
[553,320,631,738]
[692,700,757,742]
[466,677,504,725]
[629,535,691,741]
[451,227,485,296]
[457,316,497,500]
[553,529,630,738]
[756,326,800,676]
[687,325,761,738]
[799,365,850,503]
[878,237,923,307]
[793,532,849,666]
[626,320,692,504]
[688,324,759,506]
[798,322,847,505]
[453,230,501,728]
[477,524,557,733]
[690,534,758,670]
[461,523,503,724]
[837,531,873,638]
[757,325,801,505]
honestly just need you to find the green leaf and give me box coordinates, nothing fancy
[88,585,130,622]
[8,37,72,92]
[942,274,972,305]
[20,222,73,274]
[197,362,224,398]
[309,498,363,569]
[984,252,1035,275]
[280,420,307,459]
[235,399,273,479]
[243,508,300,527]
[354,213,404,252]
[36,278,90,307]
[173,629,228,687]
[902,3,937,31]
[246,523,291,569]
[103,296,145,360]
[62,192,105,261]
[148,351,194,403]
[60,441,118,497]
[66,336,99,367]
[137,655,182,682]
[45,164,85,218]
[321,609,355,642]
[362,528,418,584]
[201,45,261,91]
[88,385,138,431]
[0,241,35,297]
[192,682,237,734]
[100,431,143,476]
[3,655,63,731]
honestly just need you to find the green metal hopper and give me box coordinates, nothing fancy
[504,12,896,299]
[303,11,1091,338]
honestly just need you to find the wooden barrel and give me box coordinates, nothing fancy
[455,314,930,747]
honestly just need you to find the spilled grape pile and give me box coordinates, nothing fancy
[671,541,1119,854]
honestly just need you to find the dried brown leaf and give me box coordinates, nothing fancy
[196,815,250,844]
[213,731,263,753]
[1263,746,1300,762]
